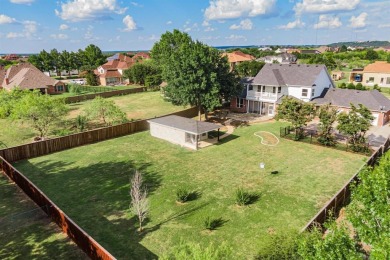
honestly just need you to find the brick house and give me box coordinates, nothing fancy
[222,51,255,71]
[0,63,65,94]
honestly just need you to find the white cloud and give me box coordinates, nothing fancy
[378,23,390,28]
[122,15,137,31]
[55,0,127,21]
[225,34,247,41]
[50,34,68,40]
[183,22,199,32]
[166,21,172,25]
[349,12,367,28]
[314,15,342,29]
[294,0,360,15]
[204,26,215,32]
[10,0,34,4]
[59,24,69,30]
[6,32,24,38]
[131,2,143,7]
[204,0,276,20]
[23,20,37,35]
[0,14,17,24]
[229,19,253,30]
[278,18,305,29]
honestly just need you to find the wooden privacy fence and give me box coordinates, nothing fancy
[64,87,146,104]
[0,157,116,260]
[301,137,390,232]
[0,106,198,163]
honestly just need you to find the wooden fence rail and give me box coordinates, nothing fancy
[0,157,116,260]
[64,87,147,104]
[301,137,390,232]
[0,106,198,163]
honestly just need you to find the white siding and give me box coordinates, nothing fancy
[149,123,197,150]
[286,67,333,102]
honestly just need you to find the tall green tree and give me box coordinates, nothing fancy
[347,152,390,259]
[38,49,54,73]
[365,49,379,61]
[27,54,44,71]
[50,48,61,76]
[276,97,316,140]
[81,44,106,68]
[84,96,126,126]
[235,60,265,77]
[336,104,373,150]
[60,50,73,76]
[317,104,338,146]
[12,91,68,138]
[123,61,161,86]
[151,30,242,120]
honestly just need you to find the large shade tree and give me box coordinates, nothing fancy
[151,30,242,120]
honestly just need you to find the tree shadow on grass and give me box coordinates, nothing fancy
[12,159,162,259]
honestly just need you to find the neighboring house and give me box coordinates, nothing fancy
[362,61,390,87]
[0,63,65,94]
[230,64,334,116]
[44,69,79,77]
[374,46,390,52]
[331,71,345,81]
[300,50,321,55]
[95,52,150,86]
[222,51,255,71]
[148,115,220,150]
[274,48,287,54]
[286,48,301,54]
[313,88,390,126]
[258,47,272,51]
[349,68,364,83]
[258,53,297,64]
[3,54,19,61]
[316,46,340,53]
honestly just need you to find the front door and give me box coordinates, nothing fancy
[268,104,274,116]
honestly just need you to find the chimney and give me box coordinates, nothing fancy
[5,76,9,85]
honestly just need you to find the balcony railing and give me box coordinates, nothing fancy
[247,91,280,101]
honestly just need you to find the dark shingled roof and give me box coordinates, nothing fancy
[252,64,328,87]
[148,115,220,135]
[312,88,390,112]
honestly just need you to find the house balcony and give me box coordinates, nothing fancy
[246,91,281,102]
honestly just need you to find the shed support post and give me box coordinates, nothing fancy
[217,128,220,142]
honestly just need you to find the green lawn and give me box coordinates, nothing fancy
[67,91,186,120]
[13,121,366,259]
[0,174,86,259]
[0,91,184,148]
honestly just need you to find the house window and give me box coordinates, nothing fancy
[387,77,390,84]
[380,78,384,84]
[302,89,308,97]
[368,77,374,83]
[272,87,276,94]
[56,85,64,92]
[278,86,282,94]
[256,86,261,92]
[236,98,244,108]
[311,89,315,97]
[248,85,253,91]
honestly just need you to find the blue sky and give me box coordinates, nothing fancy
[0,0,389,54]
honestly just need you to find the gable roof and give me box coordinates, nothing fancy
[312,88,390,112]
[222,51,255,63]
[148,115,220,135]
[251,63,327,86]
[363,61,390,73]
[1,63,61,90]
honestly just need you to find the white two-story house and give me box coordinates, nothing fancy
[230,64,334,116]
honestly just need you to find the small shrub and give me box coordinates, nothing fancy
[203,216,224,230]
[161,241,232,260]
[68,83,81,94]
[355,83,363,90]
[75,115,88,132]
[176,188,190,203]
[235,188,251,206]
[347,83,356,89]
[338,82,346,89]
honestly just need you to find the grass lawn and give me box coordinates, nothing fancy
[0,174,86,259]
[67,91,186,120]
[0,91,184,148]
[13,121,366,259]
